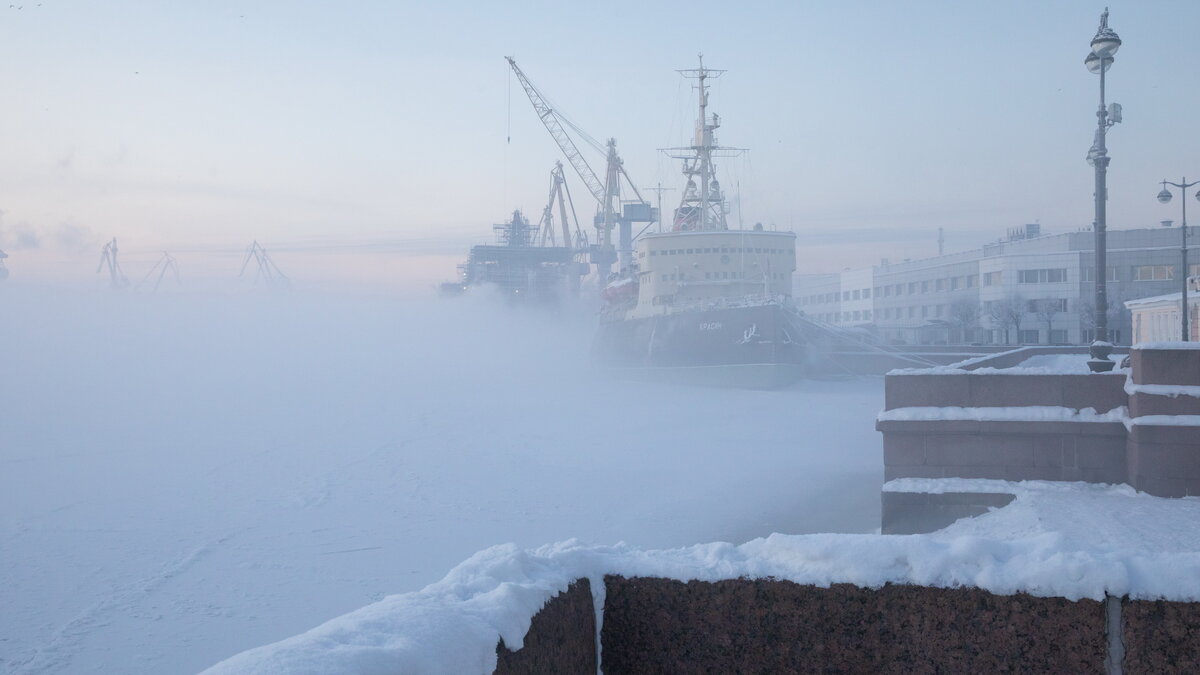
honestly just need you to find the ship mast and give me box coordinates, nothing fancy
[661,54,745,232]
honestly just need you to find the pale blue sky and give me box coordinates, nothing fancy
[2,1,1198,283]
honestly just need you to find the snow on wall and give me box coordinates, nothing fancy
[888,365,1128,376]
[1124,380,1200,399]
[1131,341,1200,351]
[877,406,1127,423]
[205,481,1200,675]
[1128,415,1200,427]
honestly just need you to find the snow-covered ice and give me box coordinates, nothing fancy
[0,284,884,674]
[205,479,1200,675]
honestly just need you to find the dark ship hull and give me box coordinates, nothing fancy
[592,303,807,389]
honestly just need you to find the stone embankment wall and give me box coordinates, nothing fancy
[1125,346,1200,497]
[879,371,1128,485]
[878,345,1200,508]
[494,576,1200,673]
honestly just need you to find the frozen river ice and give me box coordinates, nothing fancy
[0,286,884,673]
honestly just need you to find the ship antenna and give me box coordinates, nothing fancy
[661,56,743,232]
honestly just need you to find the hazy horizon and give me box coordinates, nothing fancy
[3,1,1199,288]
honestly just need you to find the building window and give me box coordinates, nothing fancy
[1134,265,1175,281]
[883,286,892,297]
[1019,330,1040,344]
[908,282,917,294]
[863,288,872,299]
[852,289,861,300]
[1027,298,1068,313]
[1081,267,1119,282]
[1049,329,1068,344]
[921,305,929,318]
[908,307,916,318]
[950,277,961,291]
[1018,268,1067,284]
[983,271,1002,286]
[921,280,930,293]
[935,305,944,317]
[935,278,946,292]
[966,275,978,288]
[842,291,850,300]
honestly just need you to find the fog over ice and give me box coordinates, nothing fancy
[1,283,882,673]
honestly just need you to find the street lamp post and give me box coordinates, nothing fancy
[1156,179,1200,341]
[1085,8,1122,372]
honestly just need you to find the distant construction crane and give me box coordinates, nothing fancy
[239,241,289,287]
[537,159,588,247]
[506,57,655,278]
[137,252,181,293]
[534,161,588,292]
[97,238,130,289]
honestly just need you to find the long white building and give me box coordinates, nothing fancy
[794,224,1199,346]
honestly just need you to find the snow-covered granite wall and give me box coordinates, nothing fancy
[204,487,1200,675]
[1126,343,1200,498]
[880,343,1200,503]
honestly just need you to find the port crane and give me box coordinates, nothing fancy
[506,57,654,278]
[97,237,130,289]
[137,252,181,293]
[535,161,585,249]
[240,241,289,287]
[534,161,588,293]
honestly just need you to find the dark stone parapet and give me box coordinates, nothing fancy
[884,372,1127,412]
[599,576,1106,674]
[1131,347,1200,386]
[1123,598,1200,674]
[494,579,596,675]
[489,576,1200,673]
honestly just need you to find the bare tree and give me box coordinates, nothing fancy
[948,299,981,344]
[988,294,1025,345]
[1079,292,1126,344]
[1031,298,1065,344]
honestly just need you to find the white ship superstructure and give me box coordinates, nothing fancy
[593,57,806,387]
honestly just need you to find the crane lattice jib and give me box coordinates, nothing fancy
[506,58,606,205]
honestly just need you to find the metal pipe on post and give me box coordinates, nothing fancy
[1085,8,1121,372]
[1156,177,1199,341]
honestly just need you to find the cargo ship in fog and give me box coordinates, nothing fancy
[592,57,806,388]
